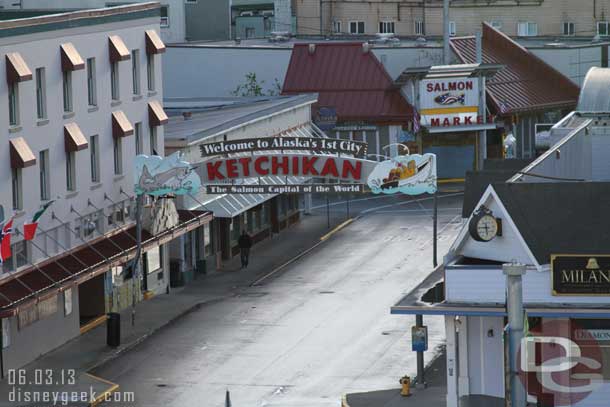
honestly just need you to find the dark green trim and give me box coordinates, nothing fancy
[0,8,159,39]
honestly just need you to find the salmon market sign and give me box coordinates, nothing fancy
[197,136,437,196]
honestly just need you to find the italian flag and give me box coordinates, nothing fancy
[23,201,54,241]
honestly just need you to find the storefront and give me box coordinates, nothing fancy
[395,64,500,178]
[165,94,316,269]
[450,23,579,160]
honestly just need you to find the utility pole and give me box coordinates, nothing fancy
[319,0,323,36]
[504,263,527,407]
[443,0,450,64]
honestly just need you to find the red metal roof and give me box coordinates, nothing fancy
[450,24,579,115]
[282,43,413,123]
[0,210,212,317]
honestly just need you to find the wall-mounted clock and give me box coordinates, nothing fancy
[468,205,502,242]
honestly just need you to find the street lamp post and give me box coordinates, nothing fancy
[504,263,527,407]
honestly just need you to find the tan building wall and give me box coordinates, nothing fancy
[297,0,610,37]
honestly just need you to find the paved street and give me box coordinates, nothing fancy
[91,193,463,407]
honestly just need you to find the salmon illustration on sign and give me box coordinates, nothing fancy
[367,154,437,196]
[434,93,466,105]
[134,152,201,196]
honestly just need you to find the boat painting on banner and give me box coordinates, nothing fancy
[134,152,201,196]
[367,154,437,195]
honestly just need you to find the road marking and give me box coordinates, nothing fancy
[85,373,120,407]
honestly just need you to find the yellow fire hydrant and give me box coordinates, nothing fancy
[399,375,411,397]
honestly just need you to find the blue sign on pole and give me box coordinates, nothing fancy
[412,326,428,352]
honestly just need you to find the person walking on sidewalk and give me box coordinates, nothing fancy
[238,230,253,269]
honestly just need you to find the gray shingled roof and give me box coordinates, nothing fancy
[492,182,610,265]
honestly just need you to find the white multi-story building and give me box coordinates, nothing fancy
[0,2,211,374]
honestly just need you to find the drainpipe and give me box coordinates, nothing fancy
[504,263,527,407]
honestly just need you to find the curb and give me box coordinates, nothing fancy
[320,218,353,241]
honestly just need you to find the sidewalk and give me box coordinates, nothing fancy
[0,207,353,406]
[343,347,447,407]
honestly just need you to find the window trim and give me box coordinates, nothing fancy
[597,21,609,36]
[86,57,97,107]
[35,67,46,120]
[135,122,143,155]
[111,61,120,101]
[113,137,123,175]
[62,70,73,113]
[349,20,365,34]
[160,5,169,27]
[517,21,538,37]
[39,149,50,201]
[415,20,425,36]
[333,20,342,34]
[8,82,19,126]
[149,125,158,155]
[562,21,575,36]
[379,20,395,34]
[11,167,22,210]
[66,151,76,192]
[131,49,140,96]
[90,135,100,183]
[147,54,155,92]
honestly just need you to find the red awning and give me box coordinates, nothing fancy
[0,210,212,317]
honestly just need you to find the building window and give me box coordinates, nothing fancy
[349,21,365,34]
[449,21,456,36]
[379,21,395,34]
[147,54,155,92]
[39,149,50,201]
[333,20,342,34]
[562,22,575,36]
[131,49,140,95]
[135,122,143,155]
[111,61,120,100]
[489,20,502,30]
[597,21,609,36]
[160,5,169,27]
[66,151,76,191]
[10,240,29,271]
[11,168,22,210]
[517,21,538,36]
[62,70,72,112]
[149,125,158,155]
[8,82,18,126]
[415,20,425,35]
[90,135,100,183]
[87,57,97,106]
[35,67,46,120]
[113,137,122,175]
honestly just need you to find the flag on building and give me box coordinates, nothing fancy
[0,218,14,264]
[413,107,421,133]
[23,201,54,241]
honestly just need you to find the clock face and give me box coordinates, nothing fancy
[476,214,498,241]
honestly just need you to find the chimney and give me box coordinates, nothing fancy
[308,43,316,54]
[362,42,370,53]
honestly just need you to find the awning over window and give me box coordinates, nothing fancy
[0,210,212,317]
[6,52,32,83]
[108,35,130,63]
[60,43,85,71]
[9,137,36,168]
[148,100,168,126]
[112,111,134,138]
[64,123,88,152]
[145,29,165,55]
